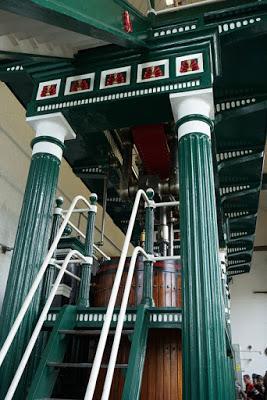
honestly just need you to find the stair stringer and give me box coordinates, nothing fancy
[27,305,77,400]
[122,304,149,400]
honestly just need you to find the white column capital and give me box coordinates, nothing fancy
[170,88,214,140]
[26,112,76,160]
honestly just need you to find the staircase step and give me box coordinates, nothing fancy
[47,362,128,368]
[58,329,133,336]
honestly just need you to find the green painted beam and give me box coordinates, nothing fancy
[0,0,149,48]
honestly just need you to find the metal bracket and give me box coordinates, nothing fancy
[82,256,93,265]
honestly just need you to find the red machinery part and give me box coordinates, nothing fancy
[132,124,171,179]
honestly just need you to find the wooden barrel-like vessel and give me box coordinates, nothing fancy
[93,257,182,307]
[91,257,182,400]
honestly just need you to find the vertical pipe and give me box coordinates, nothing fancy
[98,178,107,246]
[77,194,97,308]
[159,206,168,256]
[168,211,174,257]
[141,188,155,306]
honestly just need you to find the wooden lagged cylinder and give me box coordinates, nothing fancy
[93,257,182,307]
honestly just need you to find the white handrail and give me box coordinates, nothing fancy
[101,248,181,400]
[62,216,111,261]
[0,195,93,368]
[155,201,179,208]
[101,246,148,400]
[4,250,87,400]
[51,262,81,281]
[83,189,151,400]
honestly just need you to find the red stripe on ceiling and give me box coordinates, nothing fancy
[132,124,171,179]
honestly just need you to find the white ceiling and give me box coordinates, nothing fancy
[129,0,215,13]
[0,10,107,59]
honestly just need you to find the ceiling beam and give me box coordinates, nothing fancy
[0,0,149,48]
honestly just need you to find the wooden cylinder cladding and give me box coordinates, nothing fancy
[93,257,182,307]
[91,257,182,400]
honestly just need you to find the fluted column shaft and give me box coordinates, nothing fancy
[0,113,75,397]
[170,90,230,400]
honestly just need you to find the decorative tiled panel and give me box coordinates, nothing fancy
[100,66,131,89]
[137,59,169,83]
[37,79,61,100]
[176,53,203,76]
[64,73,95,95]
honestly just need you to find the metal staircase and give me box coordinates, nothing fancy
[0,189,180,399]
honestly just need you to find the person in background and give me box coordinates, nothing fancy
[255,376,265,396]
[263,372,267,400]
[236,380,247,399]
[253,374,258,385]
[243,374,264,400]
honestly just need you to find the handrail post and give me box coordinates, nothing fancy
[77,193,98,307]
[141,188,155,306]
[41,197,64,304]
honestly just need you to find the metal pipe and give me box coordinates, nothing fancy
[159,207,168,257]
[168,211,174,257]
[98,177,108,245]
[142,189,155,305]
[83,189,152,400]
[4,250,87,400]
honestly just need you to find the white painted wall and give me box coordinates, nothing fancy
[230,189,267,378]
[230,252,267,378]
[0,82,127,312]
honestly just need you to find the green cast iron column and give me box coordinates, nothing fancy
[0,113,76,397]
[170,90,230,400]
[41,197,64,304]
[141,188,155,306]
[77,193,97,308]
